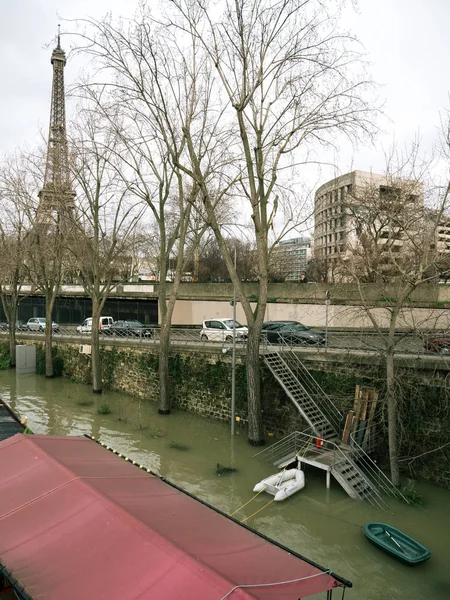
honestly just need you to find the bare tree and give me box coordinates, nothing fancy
[185,236,258,282]
[71,14,225,412]
[68,112,144,393]
[10,147,71,378]
[169,0,376,444]
[334,150,450,485]
[0,152,31,366]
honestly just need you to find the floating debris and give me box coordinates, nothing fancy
[77,399,94,407]
[142,427,166,439]
[170,441,190,451]
[216,463,237,476]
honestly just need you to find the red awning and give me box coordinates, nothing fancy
[0,434,350,599]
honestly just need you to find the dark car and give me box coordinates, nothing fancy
[423,332,450,355]
[261,321,326,346]
[106,320,154,338]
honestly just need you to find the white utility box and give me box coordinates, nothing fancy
[16,345,36,374]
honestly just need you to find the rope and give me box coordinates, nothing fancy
[295,436,313,462]
[241,498,274,523]
[219,570,333,599]
[229,490,266,517]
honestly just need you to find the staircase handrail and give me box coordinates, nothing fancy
[253,431,302,460]
[349,429,410,504]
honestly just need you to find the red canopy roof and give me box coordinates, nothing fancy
[0,434,350,599]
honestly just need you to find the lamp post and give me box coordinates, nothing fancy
[325,290,331,348]
[231,248,237,435]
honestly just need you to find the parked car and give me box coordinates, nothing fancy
[105,320,154,338]
[26,318,60,333]
[76,316,114,334]
[200,318,248,342]
[0,322,8,332]
[261,321,326,346]
[423,332,450,354]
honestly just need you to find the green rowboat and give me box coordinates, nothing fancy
[363,522,431,565]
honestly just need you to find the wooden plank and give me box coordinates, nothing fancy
[341,410,354,444]
[356,419,366,445]
[360,388,369,421]
[353,385,361,412]
[352,395,363,436]
[362,391,379,448]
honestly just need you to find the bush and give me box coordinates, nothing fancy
[398,480,424,507]
[35,345,64,376]
[98,403,112,415]
[0,342,10,370]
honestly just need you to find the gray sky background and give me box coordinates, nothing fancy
[0,0,449,189]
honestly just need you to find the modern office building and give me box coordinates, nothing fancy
[271,237,312,281]
[314,170,423,281]
[436,216,450,257]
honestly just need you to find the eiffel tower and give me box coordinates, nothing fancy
[37,28,75,221]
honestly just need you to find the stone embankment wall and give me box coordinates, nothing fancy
[52,342,309,436]
[18,341,450,488]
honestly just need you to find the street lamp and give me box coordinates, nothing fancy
[325,290,331,348]
[231,248,237,435]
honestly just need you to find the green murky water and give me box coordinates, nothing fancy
[1,370,449,599]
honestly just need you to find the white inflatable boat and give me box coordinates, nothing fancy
[253,467,305,502]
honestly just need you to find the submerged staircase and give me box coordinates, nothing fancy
[260,340,407,508]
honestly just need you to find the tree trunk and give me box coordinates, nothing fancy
[7,301,17,368]
[44,299,54,378]
[194,245,199,281]
[1,292,19,368]
[386,346,400,486]
[8,324,17,368]
[158,322,171,414]
[91,299,102,394]
[246,324,265,445]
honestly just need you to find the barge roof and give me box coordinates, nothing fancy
[0,434,351,599]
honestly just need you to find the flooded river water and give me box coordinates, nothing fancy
[1,369,449,599]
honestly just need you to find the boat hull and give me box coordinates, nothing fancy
[363,522,431,565]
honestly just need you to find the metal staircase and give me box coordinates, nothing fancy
[332,453,376,503]
[263,351,340,441]
[259,340,408,508]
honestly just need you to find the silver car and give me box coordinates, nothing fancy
[26,318,60,333]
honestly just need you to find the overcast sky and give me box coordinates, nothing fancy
[1,0,449,188]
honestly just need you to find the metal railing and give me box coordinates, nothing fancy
[348,426,409,504]
[0,324,448,358]
[0,325,249,350]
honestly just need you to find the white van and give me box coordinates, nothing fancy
[76,316,114,334]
